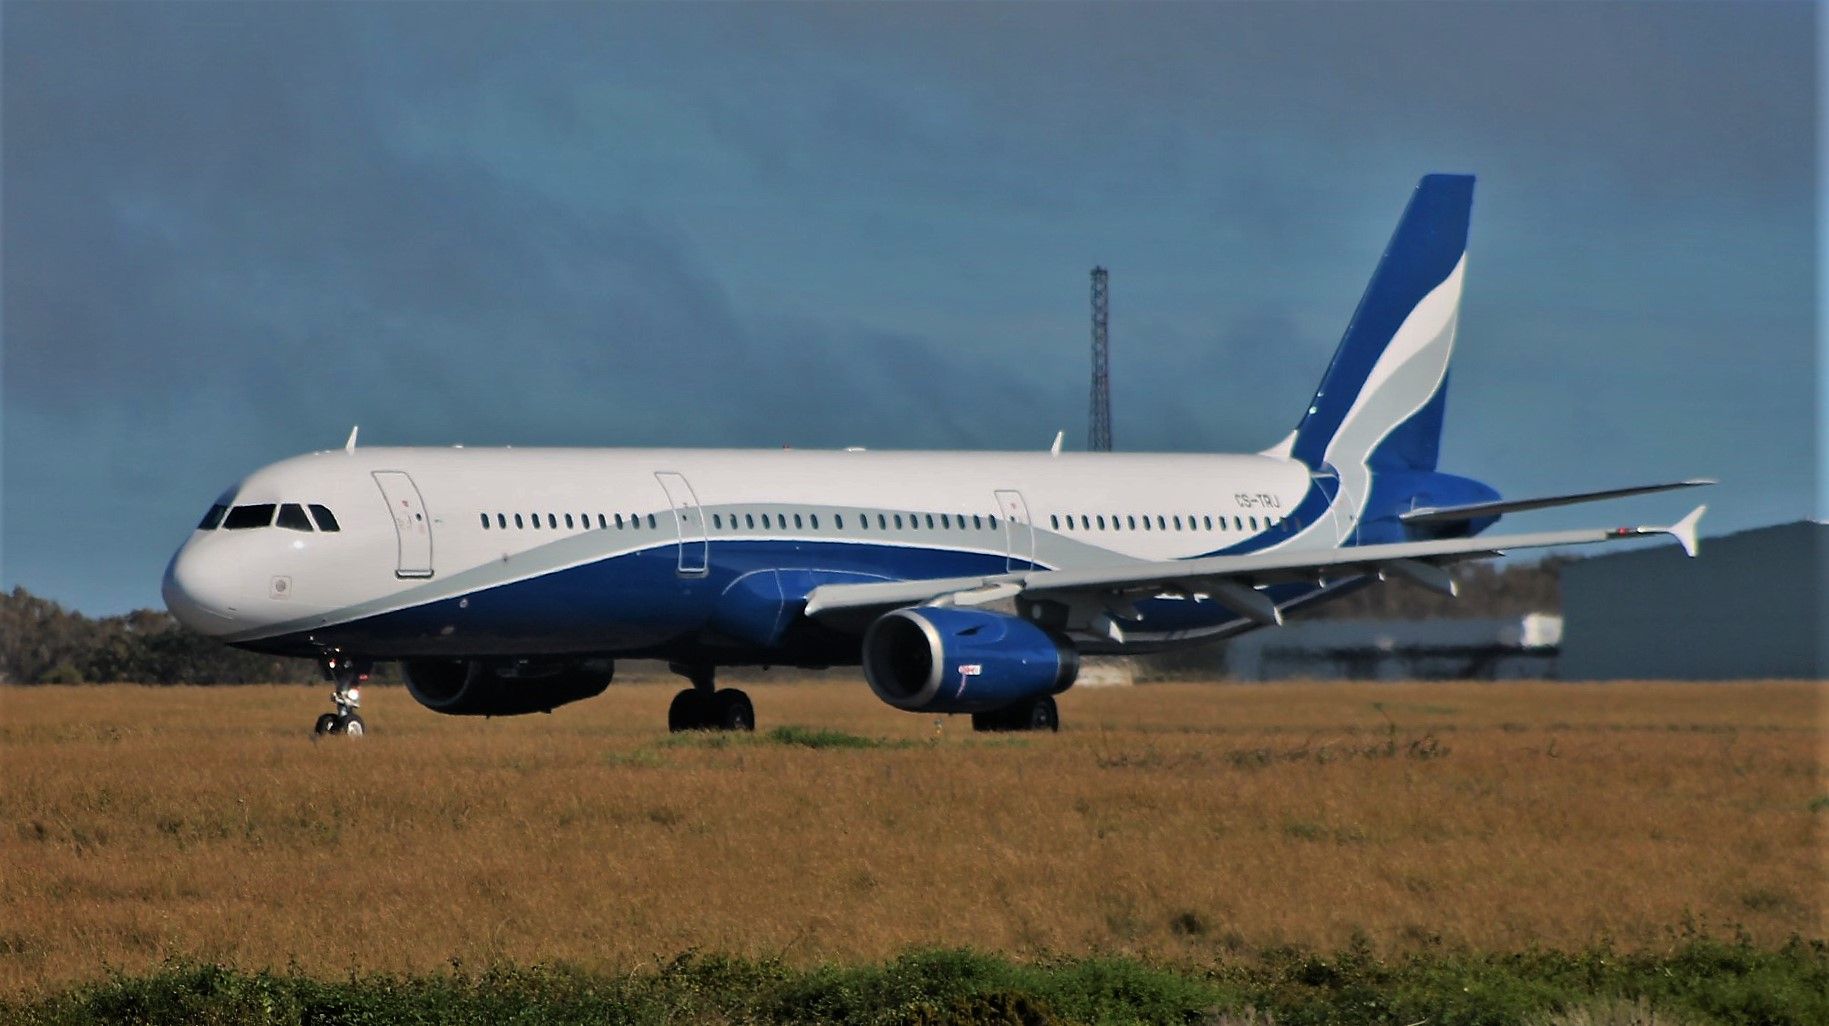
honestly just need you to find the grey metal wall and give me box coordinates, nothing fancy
[1559,521,1825,680]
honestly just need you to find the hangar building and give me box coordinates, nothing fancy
[1559,520,1826,680]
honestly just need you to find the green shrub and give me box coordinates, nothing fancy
[5,936,1823,1026]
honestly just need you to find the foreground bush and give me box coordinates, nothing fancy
[4,935,1823,1026]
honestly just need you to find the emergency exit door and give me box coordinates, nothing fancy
[994,489,1034,572]
[654,471,709,576]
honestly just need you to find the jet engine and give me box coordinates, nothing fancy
[402,658,613,716]
[862,607,1078,714]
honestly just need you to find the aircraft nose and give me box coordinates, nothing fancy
[162,545,242,635]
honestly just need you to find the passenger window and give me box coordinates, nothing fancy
[565,513,574,529]
[878,514,888,529]
[277,503,313,531]
[893,514,903,529]
[989,515,999,530]
[836,514,845,529]
[745,513,755,529]
[1097,515,1106,530]
[1174,516,1183,531]
[1139,516,1148,531]
[1249,516,1259,530]
[713,514,723,529]
[1049,515,1059,530]
[1080,515,1090,529]
[597,514,607,529]
[548,514,558,529]
[793,513,803,529]
[972,514,982,530]
[531,513,542,529]
[925,514,935,529]
[775,514,786,529]
[198,504,228,530]
[908,514,918,531]
[1234,516,1244,530]
[811,514,820,529]
[940,514,950,529]
[647,514,657,528]
[514,514,524,529]
[223,504,276,530]
[479,513,491,530]
[1203,515,1213,530]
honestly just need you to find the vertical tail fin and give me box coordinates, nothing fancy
[1290,174,1474,474]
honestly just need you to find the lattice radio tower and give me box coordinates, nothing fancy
[1088,266,1112,451]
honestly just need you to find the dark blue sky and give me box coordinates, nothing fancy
[3,2,1818,614]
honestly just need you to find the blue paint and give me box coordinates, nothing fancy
[1291,174,1473,471]
[872,607,1075,713]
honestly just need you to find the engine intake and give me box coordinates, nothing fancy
[863,607,1078,713]
[403,659,613,716]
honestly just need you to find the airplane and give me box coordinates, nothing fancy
[162,174,1711,737]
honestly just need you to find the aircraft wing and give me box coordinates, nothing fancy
[803,505,1706,625]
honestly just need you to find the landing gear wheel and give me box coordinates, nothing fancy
[972,696,1060,733]
[1023,695,1060,732]
[668,689,709,732]
[314,655,372,738]
[713,689,755,732]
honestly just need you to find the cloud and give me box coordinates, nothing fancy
[2,2,1816,612]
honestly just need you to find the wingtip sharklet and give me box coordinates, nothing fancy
[1667,504,1706,557]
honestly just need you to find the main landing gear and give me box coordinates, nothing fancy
[314,655,372,738]
[971,695,1060,733]
[667,664,754,732]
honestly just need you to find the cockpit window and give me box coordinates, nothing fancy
[198,504,228,530]
[223,504,276,530]
[276,503,313,532]
[309,504,341,532]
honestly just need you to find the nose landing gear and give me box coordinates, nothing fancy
[314,655,372,737]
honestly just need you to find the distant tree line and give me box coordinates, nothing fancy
[0,587,318,685]
[1305,557,1564,621]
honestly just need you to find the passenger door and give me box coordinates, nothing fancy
[1311,465,1361,546]
[654,471,709,576]
[372,471,434,579]
[994,489,1034,572]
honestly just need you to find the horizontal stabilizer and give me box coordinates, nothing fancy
[1399,479,1715,525]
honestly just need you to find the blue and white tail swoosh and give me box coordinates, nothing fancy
[1281,174,1474,539]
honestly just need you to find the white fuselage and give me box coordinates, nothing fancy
[163,445,1348,661]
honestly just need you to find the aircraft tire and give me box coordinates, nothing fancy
[313,713,338,736]
[334,713,366,737]
[668,689,708,732]
[714,689,755,732]
[1024,695,1060,733]
[971,696,1059,733]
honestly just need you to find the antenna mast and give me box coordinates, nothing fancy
[1088,266,1112,452]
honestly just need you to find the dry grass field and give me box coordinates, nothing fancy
[1,680,1822,997]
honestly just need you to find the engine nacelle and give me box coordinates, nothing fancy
[402,659,613,716]
[862,607,1078,713]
